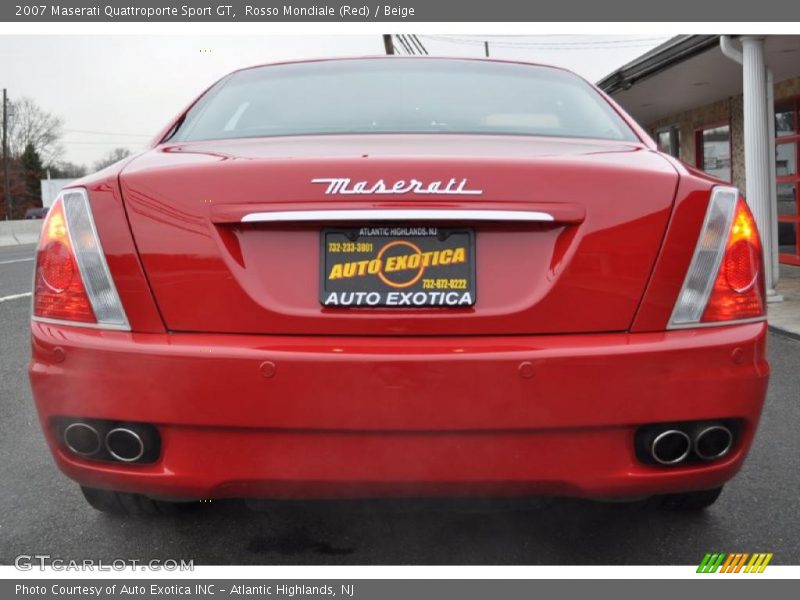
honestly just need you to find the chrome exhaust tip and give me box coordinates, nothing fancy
[63,422,102,457]
[651,429,691,465]
[105,427,145,463]
[694,425,734,460]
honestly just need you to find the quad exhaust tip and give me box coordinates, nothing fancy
[58,418,159,464]
[63,422,102,457]
[642,423,736,466]
[694,425,734,461]
[650,429,692,465]
[105,427,145,463]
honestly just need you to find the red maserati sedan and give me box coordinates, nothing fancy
[29,57,769,515]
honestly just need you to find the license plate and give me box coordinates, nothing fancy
[320,226,476,307]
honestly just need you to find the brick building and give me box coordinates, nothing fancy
[599,35,800,301]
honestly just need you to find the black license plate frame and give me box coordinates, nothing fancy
[320,226,476,308]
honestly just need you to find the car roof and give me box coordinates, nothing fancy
[229,55,576,78]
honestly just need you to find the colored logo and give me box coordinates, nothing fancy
[376,240,426,289]
[327,242,467,289]
[697,552,773,573]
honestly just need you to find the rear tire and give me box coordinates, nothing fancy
[651,486,724,511]
[81,486,196,516]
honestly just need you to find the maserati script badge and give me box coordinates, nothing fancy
[312,177,483,196]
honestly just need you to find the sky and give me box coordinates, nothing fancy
[0,34,669,167]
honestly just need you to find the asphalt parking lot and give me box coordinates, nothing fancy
[1,242,799,565]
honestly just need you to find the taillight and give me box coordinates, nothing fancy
[669,186,765,329]
[33,189,129,329]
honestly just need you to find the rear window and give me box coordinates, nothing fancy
[172,58,638,143]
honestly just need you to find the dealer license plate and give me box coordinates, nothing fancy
[320,226,476,307]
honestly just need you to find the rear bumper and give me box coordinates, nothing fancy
[29,321,770,500]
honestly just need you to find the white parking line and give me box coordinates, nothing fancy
[0,258,34,265]
[0,292,32,303]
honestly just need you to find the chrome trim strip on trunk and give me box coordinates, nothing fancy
[241,209,555,223]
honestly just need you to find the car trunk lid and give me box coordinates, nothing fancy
[119,134,678,335]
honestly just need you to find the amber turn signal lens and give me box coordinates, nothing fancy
[702,199,764,323]
[33,197,96,324]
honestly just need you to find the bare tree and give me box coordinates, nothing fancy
[3,97,64,164]
[50,161,88,179]
[93,147,133,172]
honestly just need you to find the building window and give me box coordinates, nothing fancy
[776,98,800,265]
[776,100,796,138]
[655,126,681,158]
[695,123,732,182]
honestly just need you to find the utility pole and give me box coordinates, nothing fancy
[484,41,490,57]
[383,34,394,55]
[2,89,11,221]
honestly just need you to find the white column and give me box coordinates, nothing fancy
[740,36,779,300]
[766,69,781,292]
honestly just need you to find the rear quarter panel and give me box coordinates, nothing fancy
[631,162,721,332]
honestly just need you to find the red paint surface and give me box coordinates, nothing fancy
[117,135,680,335]
[30,321,768,499]
[28,59,770,500]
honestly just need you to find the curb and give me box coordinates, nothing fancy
[768,324,800,342]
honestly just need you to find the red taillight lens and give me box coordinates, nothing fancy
[39,241,75,292]
[701,199,765,323]
[33,198,96,323]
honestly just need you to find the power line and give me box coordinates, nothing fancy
[63,128,150,137]
[454,34,651,38]
[394,35,414,55]
[409,34,429,55]
[422,34,669,46]
[62,140,143,146]
[428,41,666,51]
[389,34,429,56]
[422,40,666,50]
[390,35,404,54]
[420,35,669,50]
